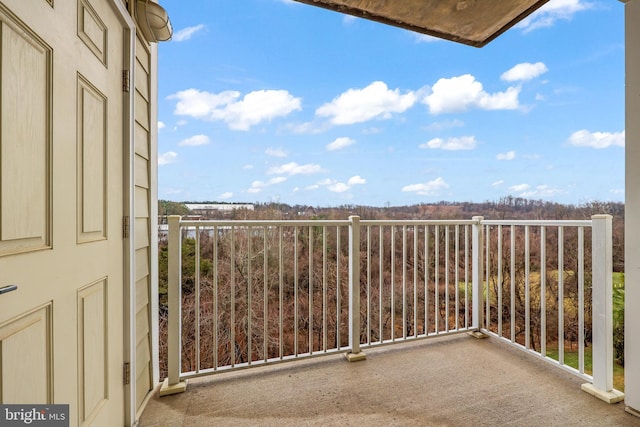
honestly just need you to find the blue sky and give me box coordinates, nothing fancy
[157,0,624,207]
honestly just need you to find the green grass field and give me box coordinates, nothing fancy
[546,347,624,391]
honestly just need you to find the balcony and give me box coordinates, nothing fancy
[141,215,630,424]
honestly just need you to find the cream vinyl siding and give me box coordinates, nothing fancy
[134,33,154,411]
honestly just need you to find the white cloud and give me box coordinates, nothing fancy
[401,177,449,196]
[343,15,357,25]
[568,130,625,148]
[328,182,350,193]
[316,81,417,125]
[327,137,356,151]
[492,180,505,187]
[308,176,366,193]
[501,62,548,82]
[414,33,440,43]
[425,119,465,132]
[496,151,516,160]
[219,192,233,200]
[269,177,287,185]
[266,147,288,158]
[517,0,591,33]
[347,175,366,186]
[179,134,210,146]
[158,151,177,166]
[267,162,324,176]
[509,184,531,192]
[173,24,205,42]
[248,177,288,193]
[520,185,564,198]
[423,74,520,114]
[420,136,477,151]
[170,88,302,130]
[158,121,166,130]
[242,164,254,170]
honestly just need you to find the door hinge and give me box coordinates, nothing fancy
[124,362,130,385]
[123,216,130,239]
[122,69,130,93]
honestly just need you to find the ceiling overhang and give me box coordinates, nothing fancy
[293,0,550,47]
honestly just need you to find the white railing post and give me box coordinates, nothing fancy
[470,216,486,337]
[346,215,366,361]
[581,214,623,403]
[160,215,187,395]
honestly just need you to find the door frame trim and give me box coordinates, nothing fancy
[106,1,136,426]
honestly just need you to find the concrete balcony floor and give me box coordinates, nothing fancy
[139,335,638,426]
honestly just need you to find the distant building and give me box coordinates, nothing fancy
[184,203,255,216]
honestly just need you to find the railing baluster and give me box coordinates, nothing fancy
[425,225,430,334]
[402,225,407,339]
[525,225,530,350]
[336,227,341,350]
[558,226,564,365]
[455,225,459,331]
[323,226,328,352]
[485,225,490,332]
[435,225,439,333]
[498,224,503,337]
[445,225,450,332]
[231,226,236,367]
[510,225,515,343]
[264,226,268,362]
[578,226,585,374]
[464,225,469,330]
[248,226,252,365]
[279,226,283,360]
[367,226,372,345]
[413,225,418,337]
[391,227,396,341]
[213,226,219,370]
[379,226,384,343]
[294,226,298,356]
[195,226,201,373]
[540,226,546,357]
[309,225,313,355]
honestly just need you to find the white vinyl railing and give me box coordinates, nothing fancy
[162,214,618,400]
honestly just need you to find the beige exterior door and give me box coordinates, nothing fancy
[0,0,128,425]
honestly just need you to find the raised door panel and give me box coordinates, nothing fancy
[77,75,107,243]
[77,279,108,426]
[0,11,52,255]
[0,304,53,404]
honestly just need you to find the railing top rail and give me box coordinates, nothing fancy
[177,219,351,228]
[480,219,592,227]
[173,218,595,228]
[360,219,478,226]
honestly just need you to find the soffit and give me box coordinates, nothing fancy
[293,0,549,47]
